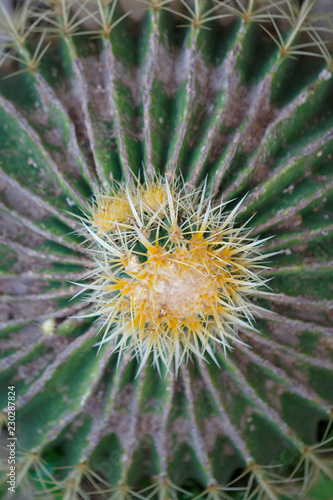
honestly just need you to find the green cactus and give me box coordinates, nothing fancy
[0,0,333,499]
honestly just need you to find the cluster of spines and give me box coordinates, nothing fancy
[1,0,333,76]
[74,176,269,375]
[1,419,332,499]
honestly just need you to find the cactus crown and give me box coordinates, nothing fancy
[78,175,269,375]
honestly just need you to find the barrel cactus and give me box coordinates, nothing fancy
[0,0,333,499]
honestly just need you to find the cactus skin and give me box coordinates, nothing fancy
[0,0,333,498]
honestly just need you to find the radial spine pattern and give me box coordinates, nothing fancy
[80,176,268,374]
[0,0,333,499]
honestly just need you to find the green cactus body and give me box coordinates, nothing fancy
[0,1,333,499]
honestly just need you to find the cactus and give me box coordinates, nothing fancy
[0,0,333,498]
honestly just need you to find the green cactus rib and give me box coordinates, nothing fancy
[0,1,333,499]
